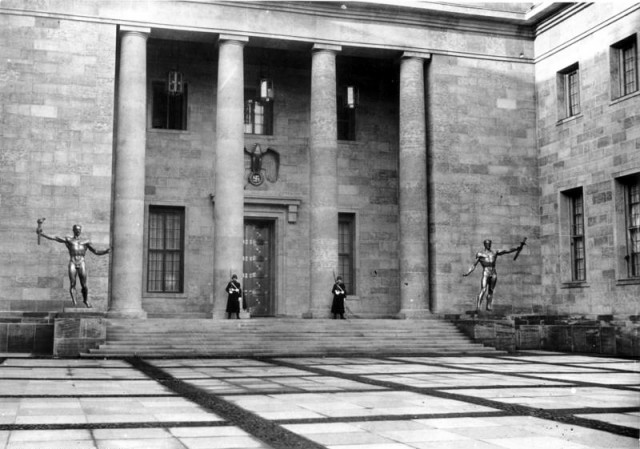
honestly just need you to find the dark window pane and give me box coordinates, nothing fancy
[147,207,185,292]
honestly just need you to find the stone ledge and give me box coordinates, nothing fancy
[451,314,640,357]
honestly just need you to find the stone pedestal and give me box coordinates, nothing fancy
[53,311,107,357]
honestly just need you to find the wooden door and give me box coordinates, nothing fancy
[243,220,275,316]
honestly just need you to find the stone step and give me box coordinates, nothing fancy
[106,330,465,337]
[84,317,498,357]
[86,344,494,357]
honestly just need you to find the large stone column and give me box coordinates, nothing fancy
[308,44,341,317]
[398,52,431,319]
[212,35,248,318]
[108,26,150,318]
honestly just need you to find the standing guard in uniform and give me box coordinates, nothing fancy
[331,275,347,319]
[225,274,243,319]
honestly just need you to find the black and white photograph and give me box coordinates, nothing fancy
[0,1,638,447]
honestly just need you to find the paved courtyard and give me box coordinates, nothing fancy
[0,351,637,449]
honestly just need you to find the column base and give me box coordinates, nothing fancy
[106,309,147,319]
[397,308,433,319]
[303,308,331,319]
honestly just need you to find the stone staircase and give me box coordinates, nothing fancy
[82,318,500,357]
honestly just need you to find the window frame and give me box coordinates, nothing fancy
[244,88,273,135]
[151,80,188,131]
[338,212,356,295]
[569,190,586,281]
[560,188,587,285]
[147,206,186,294]
[624,175,640,278]
[557,63,581,120]
[610,34,638,100]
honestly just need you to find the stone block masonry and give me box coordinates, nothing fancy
[0,15,116,312]
[536,3,640,316]
[429,54,539,314]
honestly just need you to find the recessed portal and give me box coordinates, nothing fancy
[243,219,275,316]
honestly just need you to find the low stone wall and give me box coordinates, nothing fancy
[0,311,107,357]
[0,312,55,354]
[451,314,640,357]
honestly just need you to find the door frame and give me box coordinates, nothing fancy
[243,194,301,317]
[243,209,285,316]
[243,218,277,316]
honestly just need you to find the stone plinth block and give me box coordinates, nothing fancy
[53,313,106,357]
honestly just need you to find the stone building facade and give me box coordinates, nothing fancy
[0,1,638,321]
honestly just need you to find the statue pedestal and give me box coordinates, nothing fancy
[53,310,107,357]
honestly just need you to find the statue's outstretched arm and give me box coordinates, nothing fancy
[87,242,111,256]
[37,231,66,244]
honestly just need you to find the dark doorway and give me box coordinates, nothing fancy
[243,220,275,316]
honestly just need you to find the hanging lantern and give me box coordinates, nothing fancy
[259,78,274,102]
[167,70,184,96]
[345,85,359,109]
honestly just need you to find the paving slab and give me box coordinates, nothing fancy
[0,351,637,449]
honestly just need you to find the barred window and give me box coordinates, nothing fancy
[338,213,356,295]
[611,35,638,99]
[569,190,586,281]
[627,178,640,277]
[244,89,273,135]
[148,206,185,293]
[557,63,581,120]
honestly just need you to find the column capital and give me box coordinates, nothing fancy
[312,43,342,53]
[401,51,431,60]
[218,34,249,44]
[119,25,151,37]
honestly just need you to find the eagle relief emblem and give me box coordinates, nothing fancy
[244,143,280,186]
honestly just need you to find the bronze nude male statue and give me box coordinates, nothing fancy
[463,238,526,311]
[37,221,110,308]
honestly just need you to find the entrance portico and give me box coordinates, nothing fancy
[110,28,431,319]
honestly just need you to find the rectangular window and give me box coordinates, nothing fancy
[569,190,586,281]
[244,89,273,135]
[626,177,640,277]
[611,35,638,99]
[148,206,185,293]
[151,81,188,130]
[337,93,356,141]
[566,69,581,116]
[338,213,356,295]
[557,64,581,119]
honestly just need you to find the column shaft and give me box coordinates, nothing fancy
[213,38,246,318]
[398,55,430,318]
[309,47,339,316]
[109,28,149,318]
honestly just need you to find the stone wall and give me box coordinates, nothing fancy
[0,313,55,354]
[0,15,115,313]
[453,315,640,357]
[536,3,640,316]
[429,54,540,314]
